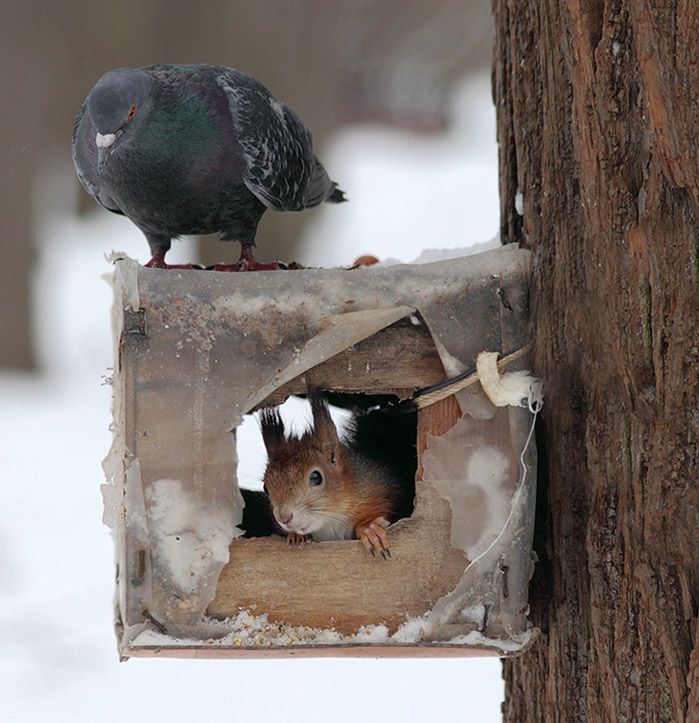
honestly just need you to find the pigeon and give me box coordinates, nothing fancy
[71,64,346,270]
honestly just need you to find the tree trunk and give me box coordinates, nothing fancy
[493,2,699,721]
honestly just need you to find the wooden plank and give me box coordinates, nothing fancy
[256,316,446,408]
[208,481,468,634]
[416,395,462,478]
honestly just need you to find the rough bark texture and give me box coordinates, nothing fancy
[494,2,699,721]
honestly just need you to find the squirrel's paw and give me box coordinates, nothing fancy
[356,517,391,560]
[286,532,313,546]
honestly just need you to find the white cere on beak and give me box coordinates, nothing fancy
[95,132,117,148]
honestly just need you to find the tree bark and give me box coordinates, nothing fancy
[493,2,699,721]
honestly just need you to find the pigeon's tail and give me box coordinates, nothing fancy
[328,185,347,203]
[304,158,347,207]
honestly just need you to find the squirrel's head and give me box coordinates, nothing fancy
[259,392,353,538]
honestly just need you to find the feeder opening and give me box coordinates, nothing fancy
[236,391,417,542]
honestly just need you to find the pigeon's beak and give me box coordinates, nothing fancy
[96,132,118,169]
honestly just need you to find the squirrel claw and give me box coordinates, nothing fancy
[287,532,313,546]
[357,517,391,560]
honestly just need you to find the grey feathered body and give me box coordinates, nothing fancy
[71,64,344,251]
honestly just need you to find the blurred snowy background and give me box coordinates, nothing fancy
[1,3,506,721]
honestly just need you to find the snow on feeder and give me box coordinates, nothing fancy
[102,245,541,658]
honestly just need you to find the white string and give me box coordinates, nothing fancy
[457,381,543,574]
[518,379,543,489]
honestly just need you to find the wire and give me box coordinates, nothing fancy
[412,344,532,409]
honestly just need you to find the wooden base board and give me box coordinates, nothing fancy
[124,644,500,659]
[208,482,468,634]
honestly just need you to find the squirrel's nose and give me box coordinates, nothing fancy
[278,510,293,526]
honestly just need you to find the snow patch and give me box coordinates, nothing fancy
[145,479,234,595]
[131,611,392,649]
[514,189,524,216]
[445,629,536,653]
[354,625,390,642]
[392,616,428,643]
[129,608,533,654]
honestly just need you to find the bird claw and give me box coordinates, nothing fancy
[229,241,305,271]
[237,257,281,271]
[356,516,391,560]
[286,532,313,547]
[205,263,242,272]
[144,259,203,270]
[204,259,304,272]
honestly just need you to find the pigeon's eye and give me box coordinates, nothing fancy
[308,469,323,487]
[127,105,137,121]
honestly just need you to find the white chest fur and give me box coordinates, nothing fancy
[311,518,353,542]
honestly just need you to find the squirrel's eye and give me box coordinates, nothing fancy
[262,484,268,496]
[308,470,323,487]
[127,105,137,121]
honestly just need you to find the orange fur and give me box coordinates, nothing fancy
[259,392,406,553]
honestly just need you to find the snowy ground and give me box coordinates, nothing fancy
[0,72,506,723]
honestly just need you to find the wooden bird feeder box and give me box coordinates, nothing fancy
[103,246,540,659]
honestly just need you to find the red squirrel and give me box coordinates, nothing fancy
[257,391,415,558]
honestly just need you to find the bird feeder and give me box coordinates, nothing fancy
[103,245,540,659]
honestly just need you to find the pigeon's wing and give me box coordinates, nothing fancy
[71,100,123,215]
[216,70,336,211]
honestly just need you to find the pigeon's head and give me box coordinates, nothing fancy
[87,68,152,154]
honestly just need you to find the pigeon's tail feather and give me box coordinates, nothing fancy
[304,158,347,207]
[328,185,347,203]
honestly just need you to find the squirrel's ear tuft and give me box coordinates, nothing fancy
[308,388,341,466]
[259,407,285,456]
